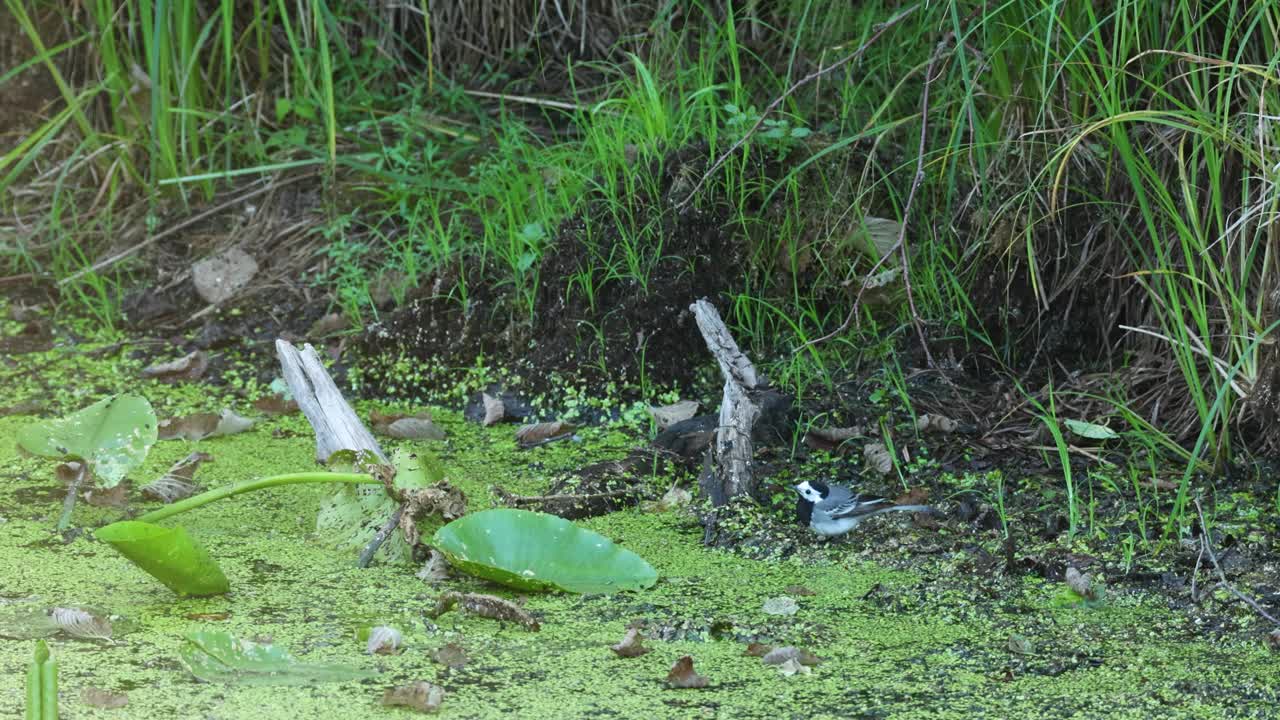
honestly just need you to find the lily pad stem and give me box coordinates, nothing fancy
[55,462,88,531]
[133,472,379,525]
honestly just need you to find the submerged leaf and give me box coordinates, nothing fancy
[96,521,229,597]
[665,655,709,689]
[50,607,112,640]
[432,509,657,593]
[81,687,128,709]
[431,643,468,669]
[17,395,157,488]
[180,631,375,685]
[382,681,445,713]
[141,451,211,503]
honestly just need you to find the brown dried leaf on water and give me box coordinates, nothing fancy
[916,413,957,434]
[141,350,209,383]
[81,687,128,709]
[398,483,467,547]
[648,400,699,431]
[863,442,893,475]
[252,395,299,415]
[761,646,823,667]
[1267,629,1280,653]
[785,584,816,597]
[366,626,403,655]
[803,426,863,454]
[50,607,112,640]
[482,393,506,426]
[192,247,258,304]
[416,548,451,583]
[516,420,577,447]
[1065,566,1104,603]
[371,410,446,440]
[85,482,129,508]
[432,642,468,669]
[158,409,255,441]
[665,655,709,689]
[610,628,651,658]
[141,451,211,503]
[743,643,773,657]
[307,312,347,338]
[382,681,445,713]
[430,592,539,631]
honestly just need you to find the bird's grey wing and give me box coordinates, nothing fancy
[828,492,893,519]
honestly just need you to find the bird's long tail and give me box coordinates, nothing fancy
[861,504,933,519]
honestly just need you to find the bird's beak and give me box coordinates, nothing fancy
[792,483,804,493]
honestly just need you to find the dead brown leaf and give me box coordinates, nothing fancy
[141,451,211,503]
[141,350,209,383]
[192,247,258,304]
[430,592,539,631]
[647,400,699,431]
[894,487,930,506]
[416,548,451,583]
[0,399,42,417]
[761,646,823,667]
[863,442,893,474]
[610,628,651,658]
[1267,629,1280,653]
[515,420,576,447]
[803,426,864,454]
[382,681,445,713]
[432,642,469,669]
[84,482,129,508]
[50,607,112,640]
[743,643,773,657]
[1065,566,1103,602]
[158,409,255,441]
[371,410,445,440]
[81,687,128,709]
[645,486,692,512]
[252,395,299,415]
[785,584,817,596]
[665,655,709,689]
[482,393,506,426]
[916,413,957,434]
[307,312,347,338]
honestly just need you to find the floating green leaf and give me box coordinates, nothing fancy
[432,509,658,593]
[95,521,229,597]
[17,394,157,488]
[180,631,376,685]
[1063,419,1119,440]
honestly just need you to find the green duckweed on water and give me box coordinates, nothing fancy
[0,358,1276,719]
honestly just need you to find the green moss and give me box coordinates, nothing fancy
[0,368,1277,718]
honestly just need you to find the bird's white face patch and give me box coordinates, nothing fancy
[794,481,823,503]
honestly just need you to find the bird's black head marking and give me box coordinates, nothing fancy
[808,480,830,498]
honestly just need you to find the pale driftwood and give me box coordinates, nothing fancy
[690,299,766,503]
[276,340,386,464]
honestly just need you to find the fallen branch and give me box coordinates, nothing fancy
[690,299,766,503]
[675,4,921,210]
[276,340,385,464]
[1195,499,1278,626]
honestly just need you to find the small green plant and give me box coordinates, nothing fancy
[25,639,56,720]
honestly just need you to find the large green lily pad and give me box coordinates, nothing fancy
[432,509,658,593]
[16,394,157,488]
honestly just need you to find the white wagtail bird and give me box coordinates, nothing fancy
[794,480,933,537]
